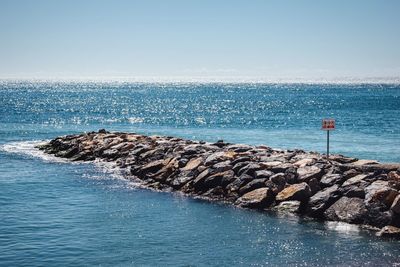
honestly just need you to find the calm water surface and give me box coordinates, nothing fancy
[1,82,400,266]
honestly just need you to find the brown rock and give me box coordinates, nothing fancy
[376,226,400,237]
[276,182,311,202]
[182,157,203,171]
[235,188,273,209]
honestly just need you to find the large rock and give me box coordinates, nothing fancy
[324,197,367,224]
[365,180,399,207]
[320,174,344,187]
[307,185,340,217]
[342,173,369,187]
[376,226,400,237]
[276,182,311,202]
[235,188,273,209]
[239,178,267,195]
[297,166,324,182]
[182,157,203,171]
[391,195,400,214]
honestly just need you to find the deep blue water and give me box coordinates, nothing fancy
[1,81,400,266]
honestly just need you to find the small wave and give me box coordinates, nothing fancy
[1,140,71,163]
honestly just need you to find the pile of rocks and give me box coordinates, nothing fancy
[37,129,400,237]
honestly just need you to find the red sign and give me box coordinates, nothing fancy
[322,119,335,130]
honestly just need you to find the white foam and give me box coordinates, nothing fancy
[0,140,143,187]
[0,140,71,163]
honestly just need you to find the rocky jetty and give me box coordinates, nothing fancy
[37,129,400,237]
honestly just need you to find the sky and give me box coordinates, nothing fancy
[0,0,399,81]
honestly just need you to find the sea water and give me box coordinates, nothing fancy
[1,81,400,266]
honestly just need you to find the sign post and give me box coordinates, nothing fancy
[322,119,335,159]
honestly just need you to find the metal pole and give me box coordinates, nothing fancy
[327,130,330,159]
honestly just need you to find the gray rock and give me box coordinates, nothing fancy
[308,185,340,217]
[320,174,344,187]
[213,160,232,172]
[255,170,273,179]
[324,197,367,224]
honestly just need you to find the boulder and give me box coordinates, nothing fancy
[276,182,311,202]
[226,174,253,193]
[202,170,235,190]
[293,158,314,167]
[365,180,399,207]
[270,173,286,186]
[320,174,344,187]
[182,157,203,171]
[391,195,400,214]
[192,169,212,190]
[204,151,236,166]
[239,163,263,176]
[342,173,369,187]
[213,160,232,172]
[324,197,367,224]
[307,185,340,217]
[297,166,323,182]
[255,170,273,179]
[239,178,267,195]
[235,188,273,209]
[376,226,400,237]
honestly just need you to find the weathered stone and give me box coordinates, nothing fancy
[204,151,236,166]
[270,173,286,185]
[320,174,344,187]
[342,173,369,187]
[213,160,232,172]
[182,157,203,171]
[365,180,399,207]
[391,195,400,214]
[255,170,273,179]
[239,178,267,195]
[276,182,311,202]
[232,161,250,175]
[226,174,253,193]
[308,185,340,217]
[193,169,212,190]
[297,166,324,182]
[235,188,273,209]
[324,197,367,224]
[273,201,301,213]
[238,163,262,177]
[376,226,400,237]
[231,156,251,166]
[293,158,314,167]
[352,159,379,166]
[202,170,234,189]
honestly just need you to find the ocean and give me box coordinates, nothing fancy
[1,81,400,266]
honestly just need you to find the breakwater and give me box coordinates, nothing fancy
[38,129,400,237]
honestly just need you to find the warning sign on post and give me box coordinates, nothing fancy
[322,119,335,130]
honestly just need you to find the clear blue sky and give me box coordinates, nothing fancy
[0,0,399,81]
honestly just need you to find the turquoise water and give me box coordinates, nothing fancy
[1,81,400,266]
